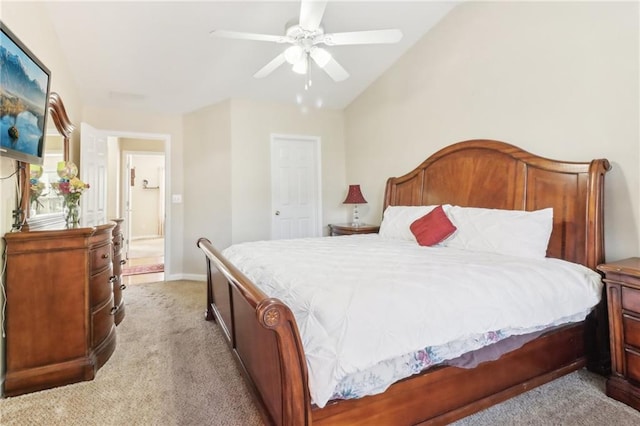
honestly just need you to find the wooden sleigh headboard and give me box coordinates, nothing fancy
[384,140,611,270]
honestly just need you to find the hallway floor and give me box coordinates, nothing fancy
[123,237,164,285]
[128,237,164,259]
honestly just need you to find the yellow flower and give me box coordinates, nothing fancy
[69,177,90,193]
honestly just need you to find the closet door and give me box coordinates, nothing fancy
[270,134,322,240]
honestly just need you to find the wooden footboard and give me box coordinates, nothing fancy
[198,237,590,426]
[197,238,311,426]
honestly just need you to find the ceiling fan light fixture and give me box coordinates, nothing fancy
[212,1,403,85]
[284,45,304,64]
[310,47,331,68]
[292,56,308,75]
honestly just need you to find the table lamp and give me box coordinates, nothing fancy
[343,184,367,227]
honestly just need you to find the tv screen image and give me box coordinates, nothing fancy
[0,21,51,165]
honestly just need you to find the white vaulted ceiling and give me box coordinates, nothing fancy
[43,1,457,115]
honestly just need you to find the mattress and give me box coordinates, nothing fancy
[222,234,602,407]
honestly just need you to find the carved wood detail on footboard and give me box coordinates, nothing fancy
[197,238,311,426]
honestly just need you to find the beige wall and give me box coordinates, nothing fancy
[183,100,233,275]
[345,1,639,262]
[229,98,346,244]
[120,137,165,153]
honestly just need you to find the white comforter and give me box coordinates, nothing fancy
[222,234,602,407]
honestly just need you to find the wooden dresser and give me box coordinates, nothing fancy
[111,218,126,325]
[598,257,640,411]
[3,223,117,397]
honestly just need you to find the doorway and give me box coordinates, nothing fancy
[80,124,170,284]
[123,152,165,282]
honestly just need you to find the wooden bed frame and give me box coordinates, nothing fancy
[197,140,611,425]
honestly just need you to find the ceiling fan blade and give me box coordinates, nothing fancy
[253,53,287,79]
[299,0,327,31]
[309,47,331,68]
[321,56,349,82]
[321,29,403,46]
[210,29,290,44]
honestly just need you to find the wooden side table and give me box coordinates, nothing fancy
[597,257,640,411]
[329,223,379,236]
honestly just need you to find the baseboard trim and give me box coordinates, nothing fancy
[166,273,206,282]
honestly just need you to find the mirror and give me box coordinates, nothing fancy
[20,92,75,230]
[30,134,64,215]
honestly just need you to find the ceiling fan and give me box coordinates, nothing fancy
[210,0,403,89]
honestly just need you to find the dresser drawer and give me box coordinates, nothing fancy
[626,348,640,384]
[622,286,640,313]
[92,297,115,347]
[113,233,123,255]
[91,243,112,272]
[91,268,115,307]
[624,314,640,349]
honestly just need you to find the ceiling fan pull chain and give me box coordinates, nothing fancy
[305,54,312,90]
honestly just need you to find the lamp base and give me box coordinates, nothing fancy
[351,204,361,227]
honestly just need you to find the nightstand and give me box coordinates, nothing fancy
[597,257,640,411]
[329,223,379,236]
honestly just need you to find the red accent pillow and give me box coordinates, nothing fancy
[410,206,457,246]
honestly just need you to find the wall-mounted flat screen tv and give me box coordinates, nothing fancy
[0,21,51,165]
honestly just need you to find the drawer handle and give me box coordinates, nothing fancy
[120,284,127,290]
[110,306,119,315]
[109,275,117,283]
[102,253,110,259]
[120,259,127,265]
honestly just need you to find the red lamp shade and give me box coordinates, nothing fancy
[343,184,367,204]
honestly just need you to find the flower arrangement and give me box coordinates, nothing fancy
[50,176,91,202]
[50,161,89,227]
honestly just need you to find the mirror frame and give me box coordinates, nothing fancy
[20,92,75,230]
[47,92,74,160]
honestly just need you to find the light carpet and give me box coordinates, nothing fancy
[1,280,262,426]
[1,280,639,425]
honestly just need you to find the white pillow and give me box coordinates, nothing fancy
[443,206,553,259]
[379,205,449,241]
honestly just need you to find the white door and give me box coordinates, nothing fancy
[80,122,108,227]
[270,134,321,239]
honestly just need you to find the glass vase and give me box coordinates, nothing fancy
[64,199,81,228]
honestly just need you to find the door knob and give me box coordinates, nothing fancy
[275,211,280,216]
